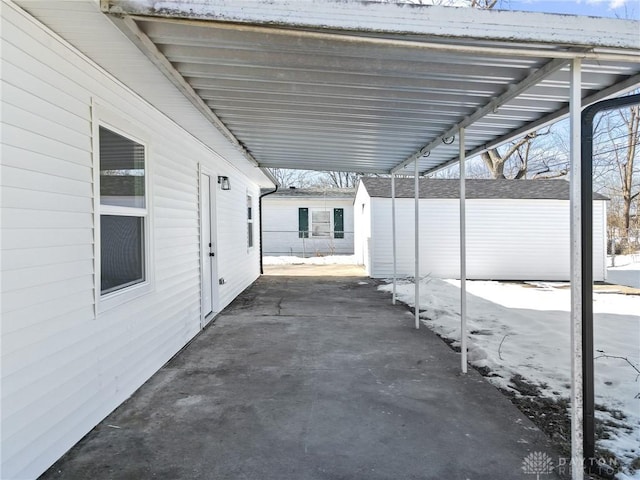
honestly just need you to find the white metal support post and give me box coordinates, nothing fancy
[414,160,420,329]
[459,129,468,374]
[391,172,397,305]
[569,57,584,480]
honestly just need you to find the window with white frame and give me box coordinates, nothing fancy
[247,195,254,248]
[311,209,331,238]
[99,126,148,295]
[298,208,344,239]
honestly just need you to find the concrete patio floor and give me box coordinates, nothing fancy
[41,274,562,480]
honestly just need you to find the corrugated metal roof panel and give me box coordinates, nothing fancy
[121,11,639,175]
[32,1,640,176]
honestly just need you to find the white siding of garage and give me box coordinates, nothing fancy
[1,5,262,479]
[369,198,607,281]
[353,186,372,271]
[262,197,354,256]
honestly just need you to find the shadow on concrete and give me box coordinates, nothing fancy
[40,275,562,480]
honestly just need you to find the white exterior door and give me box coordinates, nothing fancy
[200,171,218,325]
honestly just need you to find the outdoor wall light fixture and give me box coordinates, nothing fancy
[218,176,230,190]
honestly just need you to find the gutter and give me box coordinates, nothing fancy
[259,184,279,274]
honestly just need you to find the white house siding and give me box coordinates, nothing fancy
[216,180,261,303]
[262,197,354,256]
[354,185,372,270]
[367,197,607,281]
[1,5,263,479]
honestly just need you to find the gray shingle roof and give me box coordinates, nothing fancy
[360,177,608,200]
[260,187,355,199]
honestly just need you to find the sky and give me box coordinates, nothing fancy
[497,0,640,19]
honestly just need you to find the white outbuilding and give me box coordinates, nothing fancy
[261,188,355,256]
[354,177,608,281]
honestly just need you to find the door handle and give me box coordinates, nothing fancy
[209,252,215,257]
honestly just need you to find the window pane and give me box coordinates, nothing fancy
[334,208,344,239]
[313,211,330,222]
[100,127,145,208]
[101,215,144,294]
[312,210,330,237]
[298,208,309,238]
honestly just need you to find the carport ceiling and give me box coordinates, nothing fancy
[103,0,640,175]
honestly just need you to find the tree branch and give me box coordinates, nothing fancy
[595,350,640,382]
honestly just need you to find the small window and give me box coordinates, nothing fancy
[247,195,254,248]
[99,126,147,295]
[311,210,331,238]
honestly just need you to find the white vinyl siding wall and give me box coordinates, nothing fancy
[1,5,261,479]
[353,186,372,270]
[262,198,354,256]
[367,197,607,281]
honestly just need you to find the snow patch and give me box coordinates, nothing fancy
[380,277,640,478]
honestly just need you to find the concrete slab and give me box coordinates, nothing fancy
[263,264,366,277]
[41,275,563,480]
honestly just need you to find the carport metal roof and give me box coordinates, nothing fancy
[102,0,640,177]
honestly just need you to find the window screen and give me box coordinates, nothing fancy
[101,215,145,294]
[99,126,147,295]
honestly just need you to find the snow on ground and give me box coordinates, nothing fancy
[380,278,640,478]
[609,254,640,269]
[263,255,358,265]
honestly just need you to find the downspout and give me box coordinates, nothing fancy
[259,185,279,275]
[580,92,640,475]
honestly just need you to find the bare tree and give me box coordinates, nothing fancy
[268,168,362,189]
[596,105,640,252]
[616,106,640,238]
[268,168,313,188]
[480,130,556,179]
[470,0,498,8]
[316,171,361,188]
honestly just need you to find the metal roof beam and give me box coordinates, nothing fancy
[202,94,482,113]
[105,14,260,167]
[391,57,570,174]
[192,80,497,103]
[256,162,391,174]
[162,47,529,80]
[423,71,640,176]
